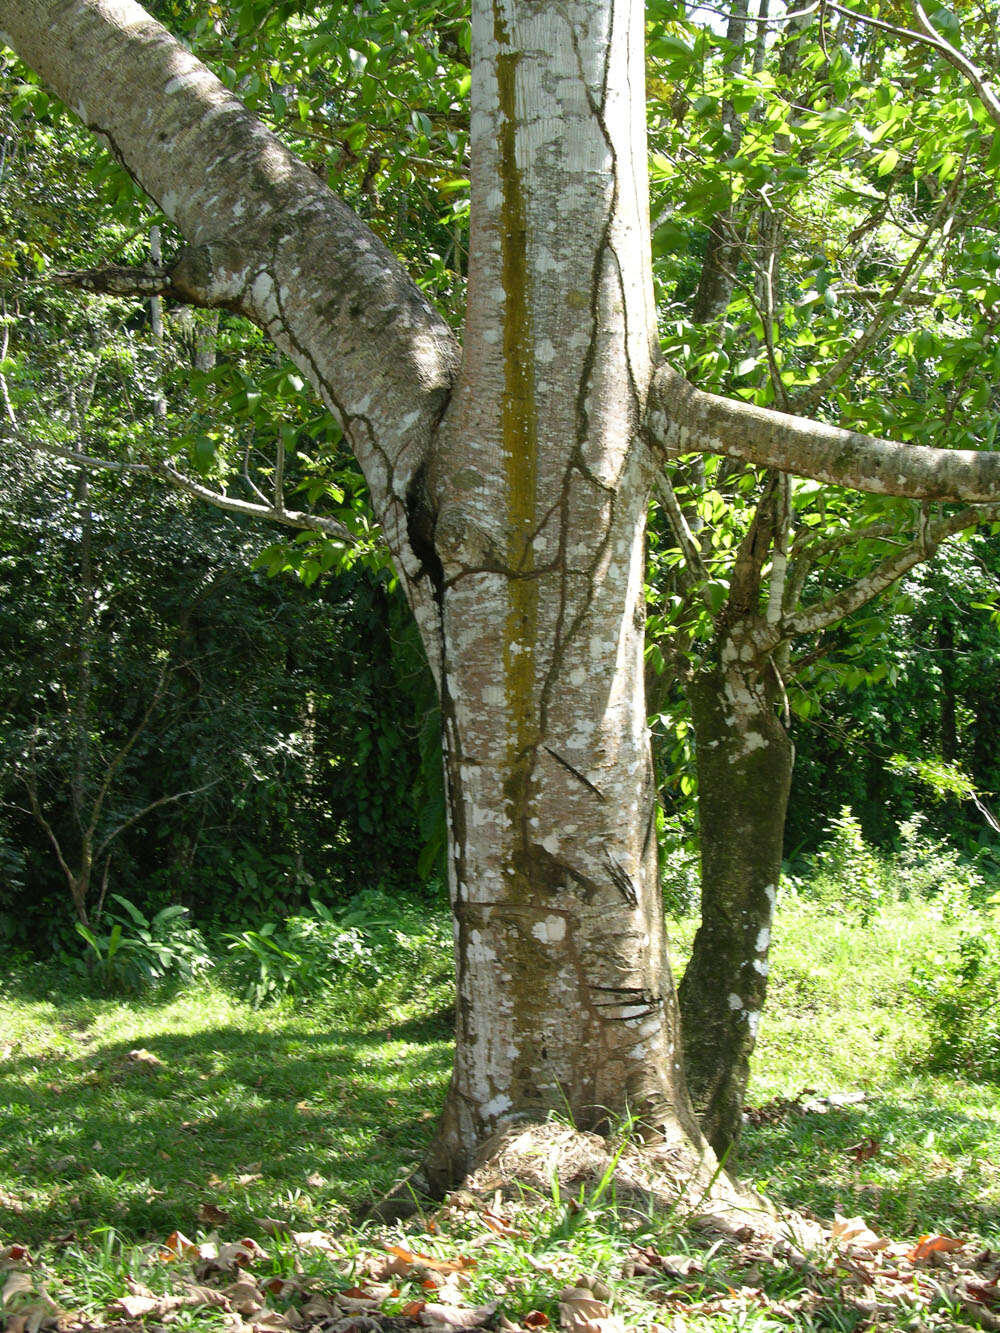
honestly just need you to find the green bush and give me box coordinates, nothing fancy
[805,807,888,921]
[910,916,1000,1081]
[68,895,214,994]
[224,889,452,1008]
[891,813,985,909]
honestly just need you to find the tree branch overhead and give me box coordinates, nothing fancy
[648,364,1000,504]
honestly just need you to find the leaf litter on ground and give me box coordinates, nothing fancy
[5,1122,1000,1333]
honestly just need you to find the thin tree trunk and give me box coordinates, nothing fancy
[679,643,792,1160]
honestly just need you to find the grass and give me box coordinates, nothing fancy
[3,885,1000,1331]
[0,972,454,1244]
[736,895,1000,1241]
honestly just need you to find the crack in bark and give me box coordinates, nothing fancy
[604,849,639,906]
[541,746,606,802]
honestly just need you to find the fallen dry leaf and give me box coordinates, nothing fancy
[157,1229,200,1262]
[418,1302,497,1328]
[194,1237,268,1277]
[126,1048,163,1068]
[830,1214,889,1252]
[908,1233,966,1261]
[223,1278,266,1316]
[198,1201,231,1226]
[111,1294,162,1319]
[845,1137,880,1163]
[2,1273,36,1305]
[384,1244,476,1275]
[558,1287,625,1333]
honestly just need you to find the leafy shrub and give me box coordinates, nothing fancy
[910,918,1000,1081]
[68,894,214,994]
[891,814,985,909]
[659,814,700,918]
[225,889,452,1008]
[805,807,888,921]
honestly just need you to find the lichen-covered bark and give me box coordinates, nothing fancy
[647,364,1000,503]
[679,636,792,1161]
[423,0,703,1185]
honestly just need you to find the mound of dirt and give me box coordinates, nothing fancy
[460,1120,777,1241]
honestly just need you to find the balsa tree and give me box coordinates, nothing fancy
[5,0,1000,1187]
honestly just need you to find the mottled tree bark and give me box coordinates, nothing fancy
[679,642,792,1159]
[423,0,702,1185]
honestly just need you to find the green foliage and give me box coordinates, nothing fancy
[801,805,990,923]
[658,812,701,918]
[225,890,451,1009]
[910,916,1000,1081]
[804,807,888,921]
[67,895,213,995]
[894,813,985,906]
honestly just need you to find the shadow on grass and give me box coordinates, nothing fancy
[740,1090,1000,1241]
[0,1003,453,1246]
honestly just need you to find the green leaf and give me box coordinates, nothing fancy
[875,146,899,176]
[191,436,217,473]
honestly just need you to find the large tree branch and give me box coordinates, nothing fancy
[648,364,1000,503]
[0,0,460,669]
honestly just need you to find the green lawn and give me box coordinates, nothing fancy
[3,891,1000,1331]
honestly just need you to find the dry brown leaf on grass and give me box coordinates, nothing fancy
[384,1244,477,1275]
[558,1286,625,1333]
[111,1280,230,1319]
[1,1272,61,1333]
[830,1214,891,1252]
[126,1048,163,1068]
[417,1300,497,1328]
[426,1274,472,1305]
[250,1308,304,1329]
[293,1230,343,1253]
[223,1277,267,1315]
[907,1233,966,1261]
[198,1201,232,1226]
[195,1238,269,1278]
[2,1273,37,1305]
[333,1292,381,1313]
[300,1294,340,1320]
[110,1293,164,1319]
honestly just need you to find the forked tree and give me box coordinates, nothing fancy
[4,0,1000,1187]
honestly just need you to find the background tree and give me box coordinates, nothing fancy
[636,0,1000,1155]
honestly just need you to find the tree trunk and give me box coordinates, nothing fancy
[422,0,704,1186]
[678,637,793,1160]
